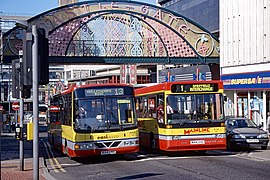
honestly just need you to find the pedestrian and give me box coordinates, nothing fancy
[166,103,174,120]
[267,112,270,137]
[156,100,164,123]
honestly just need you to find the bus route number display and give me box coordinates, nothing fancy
[171,83,218,93]
[85,88,124,96]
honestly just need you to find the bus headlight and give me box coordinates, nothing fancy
[75,143,93,150]
[123,140,138,146]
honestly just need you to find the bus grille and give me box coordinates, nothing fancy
[94,141,121,148]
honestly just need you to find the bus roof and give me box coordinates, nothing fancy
[57,83,134,95]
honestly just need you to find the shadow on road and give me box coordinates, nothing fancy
[115,173,164,180]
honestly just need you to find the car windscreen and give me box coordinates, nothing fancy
[227,119,257,128]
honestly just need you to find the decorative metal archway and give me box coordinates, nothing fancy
[2,0,219,64]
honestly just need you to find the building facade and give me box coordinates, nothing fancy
[158,0,270,130]
[158,0,219,35]
[220,0,270,129]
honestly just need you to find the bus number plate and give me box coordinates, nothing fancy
[190,140,205,144]
[101,150,116,155]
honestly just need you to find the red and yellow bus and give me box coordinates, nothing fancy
[48,84,139,158]
[135,80,226,153]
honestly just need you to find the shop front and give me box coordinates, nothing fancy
[221,71,270,130]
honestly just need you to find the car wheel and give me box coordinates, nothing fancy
[261,146,268,150]
[226,140,232,150]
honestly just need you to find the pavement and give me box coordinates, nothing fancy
[0,132,54,180]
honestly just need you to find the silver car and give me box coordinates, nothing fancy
[225,117,269,150]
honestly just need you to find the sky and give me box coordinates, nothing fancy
[0,0,157,16]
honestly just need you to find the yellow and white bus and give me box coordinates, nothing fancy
[48,84,139,158]
[135,80,226,153]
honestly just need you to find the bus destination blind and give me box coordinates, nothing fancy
[85,88,124,96]
[171,83,219,93]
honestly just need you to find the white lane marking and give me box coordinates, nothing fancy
[132,154,237,162]
[235,151,266,162]
[60,163,82,166]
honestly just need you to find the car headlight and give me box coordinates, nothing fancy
[233,134,246,138]
[257,134,268,139]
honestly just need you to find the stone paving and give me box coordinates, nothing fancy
[1,133,48,180]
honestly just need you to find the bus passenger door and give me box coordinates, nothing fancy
[48,105,61,150]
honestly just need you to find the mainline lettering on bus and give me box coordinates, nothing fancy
[97,134,120,140]
[184,128,210,135]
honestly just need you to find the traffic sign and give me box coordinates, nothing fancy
[12,102,20,111]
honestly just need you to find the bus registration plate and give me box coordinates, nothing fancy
[101,150,116,155]
[190,140,205,144]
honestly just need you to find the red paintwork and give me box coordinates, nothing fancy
[140,133,226,151]
[157,138,227,151]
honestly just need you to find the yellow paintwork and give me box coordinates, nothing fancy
[86,129,138,141]
[61,125,73,140]
[138,118,225,135]
[138,118,158,134]
[50,123,138,143]
[26,123,33,141]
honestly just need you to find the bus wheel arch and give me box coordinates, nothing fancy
[64,139,68,155]
[150,132,156,151]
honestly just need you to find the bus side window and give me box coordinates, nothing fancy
[148,97,156,118]
[142,97,149,118]
[136,97,146,118]
[136,98,142,117]
[156,94,164,123]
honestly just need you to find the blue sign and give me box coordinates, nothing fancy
[221,71,270,89]
[192,74,197,80]
[193,73,206,80]
[166,75,175,82]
